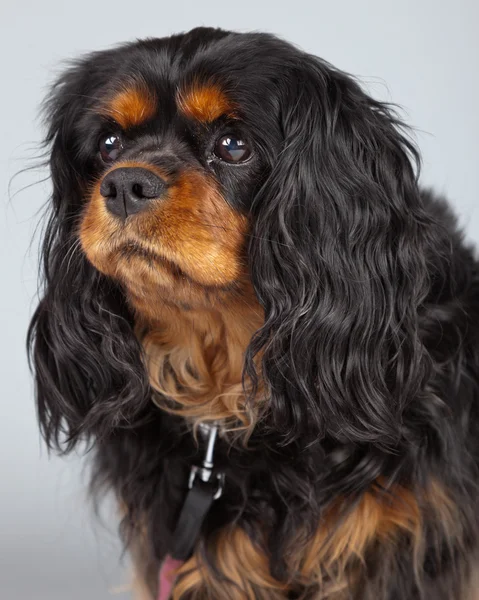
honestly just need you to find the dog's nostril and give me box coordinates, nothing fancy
[100,179,118,199]
[132,183,143,198]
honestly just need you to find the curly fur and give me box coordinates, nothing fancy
[28,27,479,599]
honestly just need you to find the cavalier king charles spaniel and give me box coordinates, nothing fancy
[28,27,479,600]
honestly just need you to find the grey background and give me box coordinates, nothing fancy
[1,0,478,598]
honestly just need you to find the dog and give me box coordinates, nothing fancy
[28,26,479,599]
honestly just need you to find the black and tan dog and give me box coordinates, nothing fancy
[28,27,479,599]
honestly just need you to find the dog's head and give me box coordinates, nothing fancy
[29,27,433,451]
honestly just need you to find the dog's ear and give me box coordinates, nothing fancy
[246,56,434,448]
[28,62,150,452]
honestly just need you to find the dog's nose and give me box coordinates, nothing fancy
[100,167,166,219]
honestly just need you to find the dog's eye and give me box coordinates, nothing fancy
[99,134,122,162]
[213,135,251,163]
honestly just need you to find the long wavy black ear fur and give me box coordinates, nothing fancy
[247,55,435,449]
[27,64,150,452]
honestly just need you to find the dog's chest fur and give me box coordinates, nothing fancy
[136,299,264,433]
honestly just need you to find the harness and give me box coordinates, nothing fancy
[158,422,224,599]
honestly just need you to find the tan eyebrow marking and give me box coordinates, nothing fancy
[100,85,157,129]
[177,83,236,123]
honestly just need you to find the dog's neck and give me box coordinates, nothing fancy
[134,295,264,432]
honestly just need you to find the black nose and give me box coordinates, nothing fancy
[100,167,166,219]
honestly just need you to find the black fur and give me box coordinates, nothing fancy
[28,27,479,599]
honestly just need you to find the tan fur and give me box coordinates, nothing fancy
[290,481,424,595]
[173,527,287,600]
[139,297,263,434]
[100,84,157,129]
[177,82,236,123]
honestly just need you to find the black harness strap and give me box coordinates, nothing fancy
[170,479,217,560]
[170,423,224,561]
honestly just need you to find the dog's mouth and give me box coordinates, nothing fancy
[117,241,190,279]
[118,241,165,264]
[115,240,243,293]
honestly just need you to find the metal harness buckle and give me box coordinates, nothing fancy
[188,423,224,500]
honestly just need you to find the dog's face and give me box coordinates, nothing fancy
[33,27,433,448]
[65,31,291,314]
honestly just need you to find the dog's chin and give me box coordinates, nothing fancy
[83,238,249,317]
